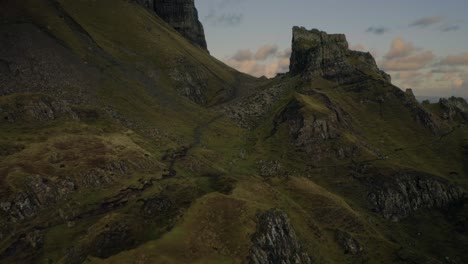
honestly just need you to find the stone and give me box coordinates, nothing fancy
[249,209,312,264]
[140,196,172,218]
[135,0,208,51]
[289,26,390,83]
[439,96,468,121]
[366,171,464,221]
[335,230,363,255]
[270,93,358,162]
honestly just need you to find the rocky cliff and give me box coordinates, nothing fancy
[365,170,464,221]
[439,97,468,121]
[289,27,390,83]
[136,0,208,51]
[249,209,312,264]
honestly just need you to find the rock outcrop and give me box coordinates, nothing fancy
[1,95,78,123]
[397,88,441,134]
[335,230,363,255]
[439,97,468,121]
[220,82,289,128]
[0,175,76,223]
[270,92,358,161]
[249,209,312,264]
[289,27,390,83]
[136,0,208,51]
[366,171,464,221]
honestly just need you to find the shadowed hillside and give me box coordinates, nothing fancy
[0,1,466,263]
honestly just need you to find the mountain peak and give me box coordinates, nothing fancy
[289,26,390,83]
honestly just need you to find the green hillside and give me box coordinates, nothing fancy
[0,0,466,263]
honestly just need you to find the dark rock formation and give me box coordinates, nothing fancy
[256,160,284,177]
[0,175,75,223]
[136,0,208,51]
[220,82,289,128]
[335,230,363,255]
[249,209,312,264]
[289,27,390,83]
[439,97,468,121]
[271,92,358,161]
[63,214,142,264]
[140,195,172,218]
[366,171,464,221]
[0,229,44,260]
[1,95,78,123]
[389,87,442,134]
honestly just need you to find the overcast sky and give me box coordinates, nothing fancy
[196,0,468,98]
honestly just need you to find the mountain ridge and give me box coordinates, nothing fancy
[0,1,467,263]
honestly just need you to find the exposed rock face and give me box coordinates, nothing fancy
[335,230,363,255]
[271,93,358,161]
[220,82,289,128]
[439,97,468,121]
[1,95,78,123]
[0,175,75,223]
[289,27,390,83]
[395,88,441,134]
[136,0,208,51]
[366,171,464,221]
[140,195,172,218]
[249,209,312,264]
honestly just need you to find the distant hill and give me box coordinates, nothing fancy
[417,95,468,103]
[416,95,441,103]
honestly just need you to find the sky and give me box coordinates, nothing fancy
[196,0,468,98]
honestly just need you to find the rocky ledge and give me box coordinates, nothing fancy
[249,209,312,264]
[366,170,464,221]
[439,96,468,122]
[289,27,390,83]
[136,0,208,51]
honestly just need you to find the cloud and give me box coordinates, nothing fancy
[216,0,246,9]
[224,46,291,78]
[384,38,418,59]
[379,37,468,96]
[254,45,278,60]
[439,52,468,66]
[441,24,460,32]
[366,26,389,35]
[409,16,443,27]
[202,0,245,27]
[204,11,243,26]
[381,50,435,71]
[231,49,252,61]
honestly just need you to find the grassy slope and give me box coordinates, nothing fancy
[0,0,466,263]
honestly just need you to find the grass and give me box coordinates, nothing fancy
[1,0,467,263]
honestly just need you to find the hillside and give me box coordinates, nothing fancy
[0,1,467,264]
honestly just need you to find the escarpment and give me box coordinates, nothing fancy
[289,27,390,83]
[136,0,208,51]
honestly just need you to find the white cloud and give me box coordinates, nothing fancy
[224,46,290,78]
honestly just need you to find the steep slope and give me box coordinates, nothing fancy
[135,0,208,51]
[0,1,467,264]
